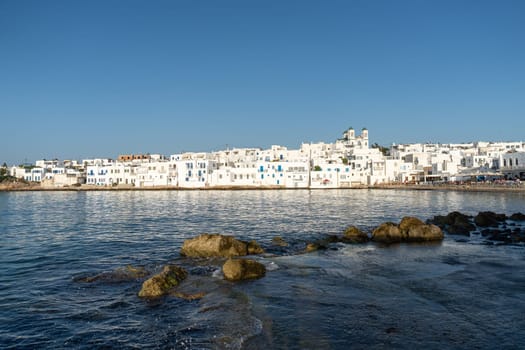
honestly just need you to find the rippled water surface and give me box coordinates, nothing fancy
[1,189,524,349]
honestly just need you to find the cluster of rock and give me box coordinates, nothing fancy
[77,212,524,300]
[138,234,267,298]
[428,211,525,244]
[305,217,444,249]
[371,217,443,244]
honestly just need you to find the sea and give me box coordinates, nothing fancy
[1,189,524,349]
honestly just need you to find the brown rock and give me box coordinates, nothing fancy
[405,223,444,242]
[399,217,425,233]
[222,258,266,281]
[400,216,444,241]
[271,236,289,247]
[180,234,248,258]
[138,265,188,297]
[372,222,404,243]
[246,240,265,255]
[342,226,369,243]
[305,242,321,253]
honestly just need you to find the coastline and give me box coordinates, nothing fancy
[1,183,524,193]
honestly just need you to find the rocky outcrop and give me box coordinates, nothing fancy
[474,211,506,227]
[341,226,369,243]
[429,211,475,235]
[372,222,403,243]
[138,265,188,297]
[180,234,248,258]
[399,216,444,242]
[372,217,444,243]
[222,258,266,281]
[510,212,525,221]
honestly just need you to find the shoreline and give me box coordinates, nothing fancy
[1,183,524,193]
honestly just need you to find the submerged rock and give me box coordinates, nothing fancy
[341,226,369,243]
[75,265,148,283]
[180,234,248,258]
[138,265,188,298]
[222,258,266,281]
[271,236,289,247]
[170,291,206,301]
[304,242,321,253]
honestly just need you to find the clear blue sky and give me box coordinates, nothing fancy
[1,0,524,165]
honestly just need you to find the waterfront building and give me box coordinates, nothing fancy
[12,127,525,187]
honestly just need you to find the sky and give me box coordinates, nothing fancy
[1,0,524,165]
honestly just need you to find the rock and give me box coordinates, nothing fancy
[341,226,369,243]
[446,223,474,235]
[474,211,506,227]
[510,212,525,221]
[430,211,471,227]
[246,240,265,255]
[399,217,425,231]
[430,211,475,235]
[372,218,444,243]
[121,265,149,279]
[75,265,148,283]
[399,216,444,242]
[271,236,289,247]
[170,291,206,301]
[406,223,444,242]
[180,234,248,258]
[222,258,266,281]
[371,222,404,243]
[304,243,321,253]
[138,265,188,298]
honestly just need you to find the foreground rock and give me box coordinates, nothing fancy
[341,226,369,243]
[222,258,266,281]
[180,234,250,258]
[372,217,444,243]
[138,265,188,297]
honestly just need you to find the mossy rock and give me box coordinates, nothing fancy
[138,265,188,298]
[222,258,266,281]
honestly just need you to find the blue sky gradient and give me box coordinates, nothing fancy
[1,0,524,164]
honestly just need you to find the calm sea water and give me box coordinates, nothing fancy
[1,189,524,349]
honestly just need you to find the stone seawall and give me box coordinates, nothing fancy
[1,183,524,192]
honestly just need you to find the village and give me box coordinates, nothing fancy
[4,127,525,189]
